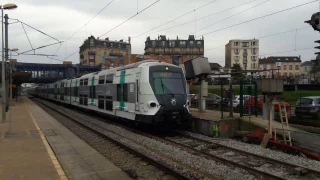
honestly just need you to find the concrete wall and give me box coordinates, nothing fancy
[192,118,238,138]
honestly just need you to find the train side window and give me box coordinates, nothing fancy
[105,96,113,111]
[106,74,113,83]
[74,87,78,97]
[84,78,88,85]
[99,75,105,84]
[80,79,83,86]
[123,84,128,102]
[98,96,104,109]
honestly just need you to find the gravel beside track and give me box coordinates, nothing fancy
[164,133,320,180]
[34,98,261,180]
[181,131,320,173]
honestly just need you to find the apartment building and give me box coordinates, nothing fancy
[264,56,302,77]
[144,35,204,65]
[79,36,131,69]
[225,39,259,70]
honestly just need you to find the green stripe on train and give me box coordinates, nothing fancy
[119,70,126,110]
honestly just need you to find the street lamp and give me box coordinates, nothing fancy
[1,3,18,122]
[9,48,18,59]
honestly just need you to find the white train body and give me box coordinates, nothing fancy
[28,60,191,124]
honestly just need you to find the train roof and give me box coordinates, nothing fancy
[79,60,176,78]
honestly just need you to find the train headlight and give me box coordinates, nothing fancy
[149,102,157,108]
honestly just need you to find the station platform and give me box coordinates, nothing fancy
[0,96,131,180]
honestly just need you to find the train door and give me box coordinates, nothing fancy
[135,72,140,111]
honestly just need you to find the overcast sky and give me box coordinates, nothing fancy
[5,0,320,65]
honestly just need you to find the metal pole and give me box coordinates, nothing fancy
[4,14,8,111]
[128,36,131,64]
[1,8,5,122]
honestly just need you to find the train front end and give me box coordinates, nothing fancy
[138,63,191,125]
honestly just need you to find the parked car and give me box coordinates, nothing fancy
[233,95,251,109]
[295,96,320,119]
[244,96,291,112]
[190,93,223,108]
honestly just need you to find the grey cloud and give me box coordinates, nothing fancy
[4,0,319,64]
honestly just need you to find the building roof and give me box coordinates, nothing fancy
[301,60,313,66]
[209,63,222,70]
[268,56,302,62]
[259,58,275,64]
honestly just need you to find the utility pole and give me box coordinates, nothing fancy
[4,14,9,112]
[1,9,5,122]
[128,36,131,64]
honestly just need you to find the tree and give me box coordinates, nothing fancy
[230,63,245,83]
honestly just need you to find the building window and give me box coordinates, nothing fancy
[118,44,121,48]
[197,41,201,46]
[284,72,287,76]
[234,42,239,46]
[90,39,94,46]
[180,48,184,53]
[243,56,247,61]
[271,65,274,69]
[305,67,308,72]
[152,41,156,47]
[252,48,256,54]
[161,41,165,47]
[263,65,267,70]
[289,65,292,70]
[110,43,113,47]
[284,65,287,70]
[89,55,94,60]
[170,48,173,54]
[242,42,249,47]
[251,56,256,61]
[234,49,239,54]
[190,41,194,46]
[180,41,186,47]
[190,48,193,54]
[295,65,299,70]
[169,41,175,47]
[295,72,299,76]
[251,42,256,46]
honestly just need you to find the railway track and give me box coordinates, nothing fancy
[33,98,217,180]
[33,98,320,180]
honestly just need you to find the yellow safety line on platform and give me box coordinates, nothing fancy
[24,98,68,180]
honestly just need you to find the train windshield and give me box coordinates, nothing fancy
[152,72,186,95]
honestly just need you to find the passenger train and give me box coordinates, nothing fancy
[28,60,191,125]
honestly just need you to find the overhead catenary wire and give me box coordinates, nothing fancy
[139,0,266,38]
[19,21,61,42]
[259,47,315,57]
[63,0,115,43]
[205,26,309,51]
[200,0,319,37]
[195,0,272,36]
[21,22,33,50]
[64,0,161,61]
[99,0,161,38]
[131,0,219,39]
